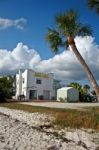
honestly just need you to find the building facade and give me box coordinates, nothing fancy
[16,69,55,100]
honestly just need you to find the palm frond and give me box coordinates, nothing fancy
[46,9,92,53]
[78,24,92,36]
[56,9,79,36]
[61,40,69,49]
[46,28,62,53]
[55,9,92,37]
[88,0,99,13]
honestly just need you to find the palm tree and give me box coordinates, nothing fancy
[46,9,99,101]
[87,0,99,13]
[67,82,82,92]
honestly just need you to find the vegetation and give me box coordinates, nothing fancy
[59,97,65,102]
[67,82,97,102]
[0,103,99,130]
[67,82,91,94]
[54,107,99,130]
[46,9,99,101]
[67,82,84,94]
[0,76,15,102]
[87,0,99,13]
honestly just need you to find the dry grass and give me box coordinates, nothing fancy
[0,102,99,130]
[53,108,99,130]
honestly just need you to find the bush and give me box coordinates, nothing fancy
[59,97,65,102]
[83,94,92,102]
[0,76,14,102]
[0,89,6,102]
[81,94,94,102]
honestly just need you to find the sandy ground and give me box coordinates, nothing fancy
[20,102,99,110]
[0,107,99,150]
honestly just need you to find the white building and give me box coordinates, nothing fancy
[57,87,79,102]
[16,69,55,100]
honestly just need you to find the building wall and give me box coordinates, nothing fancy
[67,88,79,102]
[57,88,67,101]
[57,87,79,102]
[16,69,55,100]
[21,70,28,99]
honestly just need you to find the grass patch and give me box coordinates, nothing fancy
[53,107,99,130]
[0,102,54,113]
[0,102,99,130]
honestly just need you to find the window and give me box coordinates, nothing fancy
[36,79,42,84]
[22,78,24,83]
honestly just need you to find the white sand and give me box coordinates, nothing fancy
[0,107,99,150]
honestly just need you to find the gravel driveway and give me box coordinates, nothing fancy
[20,102,99,110]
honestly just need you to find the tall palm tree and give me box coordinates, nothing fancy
[46,9,99,101]
[87,0,99,13]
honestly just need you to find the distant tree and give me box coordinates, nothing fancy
[46,9,99,101]
[83,84,90,93]
[83,84,90,89]
[67,82,82,92]
[91,90,96,95]
[0,76,14,102]
[87,0,99,13]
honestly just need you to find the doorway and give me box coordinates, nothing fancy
[29,90,37,100]
[43,90,50,100]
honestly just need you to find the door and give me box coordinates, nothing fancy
[43,90,50,100]
[29,90,37,100]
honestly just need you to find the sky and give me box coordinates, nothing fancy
[0,0,99,86]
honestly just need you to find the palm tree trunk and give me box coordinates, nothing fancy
[67,36,99,101]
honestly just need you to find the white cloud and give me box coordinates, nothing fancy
[0,43,41,74]
[0,18,27,30]
[0,36,99,82]
[35,36,99,81]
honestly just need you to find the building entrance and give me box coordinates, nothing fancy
[29,90,37,100]
[43,90,50,100]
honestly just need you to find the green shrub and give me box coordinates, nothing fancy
[0,76,14,102]
[59,97,65,102]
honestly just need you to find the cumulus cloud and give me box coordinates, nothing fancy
[0,43,41,74]
[0,36,99,81]
[36,36,99,81]
[0,17,27,30]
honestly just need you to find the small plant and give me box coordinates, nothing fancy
[59,97,65,102]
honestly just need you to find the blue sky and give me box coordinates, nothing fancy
[0,0,99,86]
[0,0,99,59]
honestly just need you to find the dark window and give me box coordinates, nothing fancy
[22,78,24,83]
[36,79,42,84]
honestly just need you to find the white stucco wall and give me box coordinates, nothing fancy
[16,69,55,100]
[57,88,67,101]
